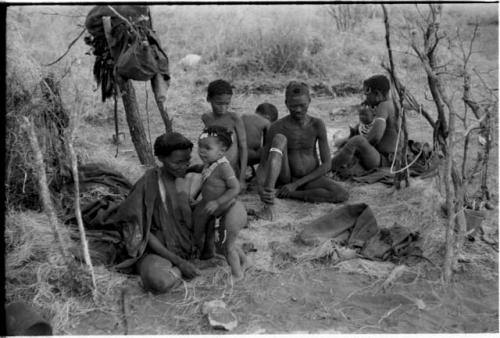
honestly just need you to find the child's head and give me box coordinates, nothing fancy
[363,75,390,105]
[154,132,193,177]
[358,105,374,125]
[198,125,233,164]
[256,102,278,122]
[207,79,233,116]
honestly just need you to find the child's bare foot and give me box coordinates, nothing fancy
[231,270,245,282]
[255,203,275,221]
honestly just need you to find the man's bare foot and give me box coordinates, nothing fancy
[255,203,275,221]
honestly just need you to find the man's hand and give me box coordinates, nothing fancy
[277,182,299,198]
[259,187,276,204]
[178,260,200,279]
[204,201,219,215]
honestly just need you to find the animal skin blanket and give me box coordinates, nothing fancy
[66,165,193,271]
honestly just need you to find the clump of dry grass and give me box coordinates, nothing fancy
[5,210,129,334]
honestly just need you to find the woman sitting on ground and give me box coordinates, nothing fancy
[110,132,202,294]
[331,74,398,173]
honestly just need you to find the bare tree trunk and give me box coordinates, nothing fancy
[22,117,70,262]
[118,80,155,166]
[480,108,492,200]
[103,16,155,166]
[442,87,461,282]
[451,165,467,268]
[151,74,173,133]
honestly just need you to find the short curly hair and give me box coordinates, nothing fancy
[363,75,390,96]
[256,102,278,122]
[154,132,193,157]
[199,125,233,150]
[207,79,233,100]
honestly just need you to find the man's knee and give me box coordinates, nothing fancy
[324,179,349,203]
[138,255,181,294]
[270,133,287,151]
[332,185,349,203]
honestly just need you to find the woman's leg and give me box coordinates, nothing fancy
[331,135,381,171]
[136,254,181,294]
[290,176,349,203]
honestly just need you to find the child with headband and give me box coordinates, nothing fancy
[202,79,248,192]
[191,125,248,281]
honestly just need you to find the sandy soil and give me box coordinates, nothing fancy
[68,93,498,334]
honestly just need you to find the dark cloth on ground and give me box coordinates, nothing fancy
[298,203,422,263]
[298,203,379,247]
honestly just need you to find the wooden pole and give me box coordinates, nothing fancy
[66,106,98,298]
[21,117,70,262]
[102,16,155,166]
[118,80,156,166]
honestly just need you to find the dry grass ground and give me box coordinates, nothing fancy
[9,91,493,334]
[5,4,498,334]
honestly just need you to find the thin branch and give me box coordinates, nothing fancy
[43,28,86,67]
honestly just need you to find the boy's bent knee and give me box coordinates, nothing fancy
[138,255,181,294]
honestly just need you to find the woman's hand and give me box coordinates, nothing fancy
[178,260,200,279]
[204,201,219,215]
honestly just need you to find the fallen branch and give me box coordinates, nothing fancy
[378,264,406,293]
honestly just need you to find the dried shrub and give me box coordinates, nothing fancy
[6,21,70,211]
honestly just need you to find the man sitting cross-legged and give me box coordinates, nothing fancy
[255,81,349,221]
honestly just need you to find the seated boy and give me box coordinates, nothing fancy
[242,102,278,175]
[202,79,248,192]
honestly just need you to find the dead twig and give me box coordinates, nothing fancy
[378,265,406,293]
[43,28,86,67]
[378,304,402,324]
[121,288,130,335]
